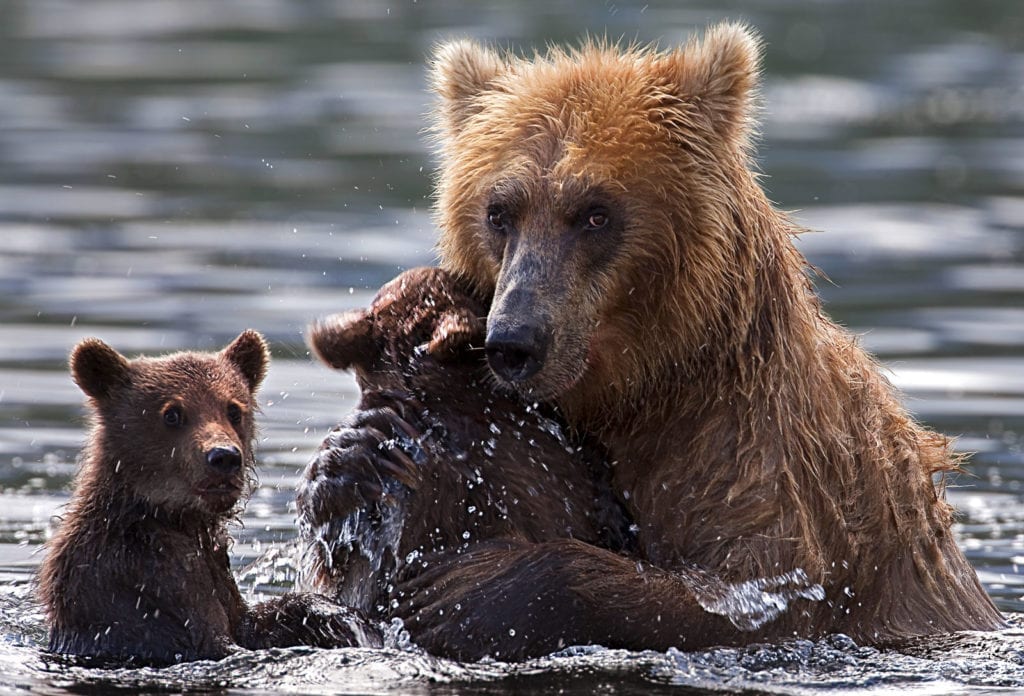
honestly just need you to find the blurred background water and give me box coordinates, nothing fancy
[1,0,1023,693]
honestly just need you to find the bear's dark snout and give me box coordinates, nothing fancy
[206,445,242,475]
[485,321,548,383]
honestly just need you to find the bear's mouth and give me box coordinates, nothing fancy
[194,478,244,509]
[499,352,590,403]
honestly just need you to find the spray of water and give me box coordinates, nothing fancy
[692,568,826,631]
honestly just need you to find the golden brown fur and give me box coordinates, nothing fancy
[427,23,1004,647]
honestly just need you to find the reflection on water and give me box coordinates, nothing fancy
[1,0,1023,693]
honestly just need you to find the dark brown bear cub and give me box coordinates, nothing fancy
[38,330,381,665]
[298,267,633,655]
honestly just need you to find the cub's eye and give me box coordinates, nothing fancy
[584,210,609,231]
[227,403,243,425]
[486,206,510,233]
[162,406,184,428]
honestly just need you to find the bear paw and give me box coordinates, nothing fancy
[297,401,431,608]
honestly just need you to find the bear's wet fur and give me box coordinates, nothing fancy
[37,331,381,665]
[298,267,635,656]
[416,23,1004,654]
[301,268,832,660]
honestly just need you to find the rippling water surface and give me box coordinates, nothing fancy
[1,1,1023,693]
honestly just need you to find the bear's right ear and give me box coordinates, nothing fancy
[308,310,375,372]
[430,39,506,133]
[70,338,132,401]
[654,22,762,145]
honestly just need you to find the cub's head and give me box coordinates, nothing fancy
[430,24,766,409]
[70,330,269,517]
[308,266,485,397]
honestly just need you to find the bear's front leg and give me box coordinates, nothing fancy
[297,402,428,612]
[236,593,383,650]
[394,538,822,662]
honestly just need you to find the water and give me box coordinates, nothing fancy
[692,569,826,633]
[1,0,1023,692]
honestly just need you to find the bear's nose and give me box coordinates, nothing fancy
[485,322,548,383]
[206,445,242,475]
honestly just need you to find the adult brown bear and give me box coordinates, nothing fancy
[395,22,1002,655]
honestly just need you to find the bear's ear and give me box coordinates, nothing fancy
[308,310,375,372]
[655,22,762,142]
[222,329,270,393]
[70,338,132,401]
[430,39,506,133]
[426,306,486,360]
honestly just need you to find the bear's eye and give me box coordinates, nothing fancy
[486,206,510,233]
[584,210,609,231]
[162,405,184,428]
[227,403,243,425]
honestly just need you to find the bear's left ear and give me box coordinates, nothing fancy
[307,310,375,372]
[70,338,132,401]
[222,329,270,393]
[655,22,762,143]
[430,39,506,134]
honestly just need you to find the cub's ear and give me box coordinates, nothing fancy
[430,39,506,133]
[222,329,270,393]
[70,338,132,401]
[426,306,485,360]
[656,22,762,143]
[308,311,374,372]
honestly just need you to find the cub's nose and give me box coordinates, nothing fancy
[485,322,548,383]
[206,445,242,475]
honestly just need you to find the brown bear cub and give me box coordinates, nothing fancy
[297,267,636,656]
[38,331,381,665]
[301,268,826,661]
[422,22,1004,655]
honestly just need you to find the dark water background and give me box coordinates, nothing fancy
[1,1,1023,693]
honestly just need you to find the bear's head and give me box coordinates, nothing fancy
[308,267,486,398]
[70,330,269,518]
[430,24,776,416]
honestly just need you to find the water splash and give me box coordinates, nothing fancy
[692,568,826,631]
[299,477,407,610]
[2,574,1023,694]
[236,541,303,598]
[322,490,404,573]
